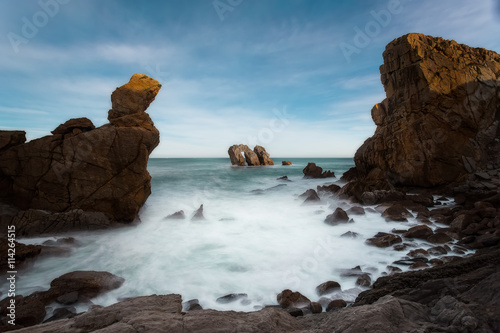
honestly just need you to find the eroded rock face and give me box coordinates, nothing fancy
[0,74,161,228]
[228,144,274,166]
[354,33,500,187]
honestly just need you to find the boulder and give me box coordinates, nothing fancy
[216,293,248,304]
[403,225,434,239]
[49,271,125,299]
[366,234,402,248]
[282,161,292,165]
[382,204,413,222]
[324,208,350,225]
[253,145,274,165]
[326,299,347,312]
[0,74,161,228]
[303,163,335,178]
[346,206,365,215]
[276,289,311,309]
[316,281,341,296]
[353,33,500,187]
[0,238,42,271]
[356,273,372,287]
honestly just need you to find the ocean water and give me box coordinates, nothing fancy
[5,158,462,313]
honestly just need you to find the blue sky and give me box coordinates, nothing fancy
[1,0,499,157]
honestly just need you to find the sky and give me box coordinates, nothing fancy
[1,0,500,158]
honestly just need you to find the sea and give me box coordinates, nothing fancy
[4,158,462,314]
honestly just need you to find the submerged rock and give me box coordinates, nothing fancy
[316,281,341,296]
[277,289,311,309]
[192,205,205,221]
[165,210,186,220]
[325,208,350,225]
[366,234,402,248]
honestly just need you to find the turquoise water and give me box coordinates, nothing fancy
[6,158,455,314]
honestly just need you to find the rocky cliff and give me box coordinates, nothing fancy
[0,74,161,233]
[354,33,500,187]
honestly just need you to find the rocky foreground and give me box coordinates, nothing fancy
[1,33,499,332]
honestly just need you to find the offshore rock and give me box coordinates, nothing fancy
[227,144,274,166]
[303,163,335,178]
[354,33,500,187]
[0,74,161,230]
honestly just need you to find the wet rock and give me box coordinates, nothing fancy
[360,190,406,206]
[427,232,452,244]
[366,234,402,248]
[410,261,429,269]
[182,299,203,311]
[427,246,448,256]
[326,299,347,312]
[282,161,292,165]
[346,206,365,215]
[403,225,434,239]
[382,204,413,222]
[277,289,311,309]
[356,273,372,287]
[340,231,359,238]
[310,302,322,314]
[216,293,248,304]
[301,190,321,204]
[49,271,125,299]
[324,208,349,225]
[0,239,42,271]
[387,266,402,274]
[165,210,185,220]
[316,281,341,296]
[285,307,304,317]
[303,163,335,178]
[317,184,341,195]
[393,258,428,266]
[56,291,79,305]
[407,249,429,258]
[43,307,76,323]
[192,205,205,221]
[277,176,290,181]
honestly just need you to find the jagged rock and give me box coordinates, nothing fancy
[303,163,335,178]
[0,130,26,152]
[317,184,341,195]
[0,74,161,230]
[300,189,321,204]
[182,299,203,311]
[165,210,185,220]
[227,144,273,166]
[216,293,248,304]
[324,208,349,225]
[341,231,360,238]
[51,118,95,135]
[282,161,292,165]
[316,281,341,296]
[354,33,500,187]
[192,205,205,221]
[253,145,274,165]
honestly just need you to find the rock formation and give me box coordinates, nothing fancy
[303,163,335,178]
[227,144,274,166]
[354,33,500,187]
[0,74,161,232]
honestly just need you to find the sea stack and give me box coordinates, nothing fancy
[353,33,500,188]
[228,144,274,166]
[0,74,161,234]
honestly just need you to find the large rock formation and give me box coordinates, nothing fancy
[354,33,500,187]
[228,144,274,166]
[0,74,161,231]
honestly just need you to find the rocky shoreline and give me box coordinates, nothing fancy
[1,33,499,332]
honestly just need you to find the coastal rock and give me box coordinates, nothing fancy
[192,205,205,221]
[366,234,402,248]
[303,163,335,178]
[216,293,248,304]
[0,130,26,152]
[316,281,341,296]
[0,238,42,271]
[254,145,274,165]
[317,184,341,195]
[324,208,349,225]
[165,210,186,220]
[353,33,500,187]
[277,289,311,309]
[382,204,412,222]
[49,271,125,299]
[282,161,292,165]
[326,299,347,312]
[403,225,434,239]
[227,144,274,166]
[0,74,161,230]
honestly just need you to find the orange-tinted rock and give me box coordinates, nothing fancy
[354,33,500,187]
[0,74,161,230]
[254,145,274,165]
[228,144,274,166]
